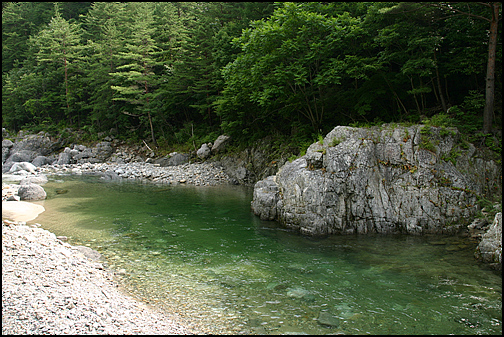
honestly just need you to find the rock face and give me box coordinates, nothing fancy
[252,125,501,236]
[475,212,502,270]
[2,132,59,172]
[211,138,292,185]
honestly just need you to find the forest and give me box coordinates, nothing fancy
[2,2,502,154]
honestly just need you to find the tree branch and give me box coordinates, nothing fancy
[428,2,492,22]
[121,111,141,117]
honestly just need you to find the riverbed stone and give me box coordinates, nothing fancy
[317,311,340,327]
[2,221,193,335]
[20,174,48,186]
[73,245,103,261]
[8,161,37,174]
[155,153,190,167]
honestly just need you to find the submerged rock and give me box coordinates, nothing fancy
[286,286,310,299]
[317,311,340,327]
[73,245,103,261]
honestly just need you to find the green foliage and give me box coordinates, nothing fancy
[1,1,501,160]
[419,126,437,152]
[218,2,367,134]
[329,136,345,147]
[449,91,486,137]
[441,148,462,166]
[422,113,455,128]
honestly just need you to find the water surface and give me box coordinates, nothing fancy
[30,174,502,334]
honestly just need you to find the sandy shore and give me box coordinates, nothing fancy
[2,201,45,222]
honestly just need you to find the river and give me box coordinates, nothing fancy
[29,174,502,335]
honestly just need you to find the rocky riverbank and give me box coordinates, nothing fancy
[38,161,231,186]
[2,159,233,335]
[2,220,194,335]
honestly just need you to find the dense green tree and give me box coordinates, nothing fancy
[2,2,55,73]
[156,2,275,141]
[219,2,365,135]
[109,2,162,146]
[430,2,501,133]
[81,2,131,132]
[29,3,85,125]
[1,2,500,150]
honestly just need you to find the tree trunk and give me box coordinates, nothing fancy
[409,76,422,115]
[483,2,499,133]
[147,110,157,147]
[433,50,447,112]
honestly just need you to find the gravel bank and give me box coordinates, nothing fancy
[2,220,194,335]
[38,161,231,186]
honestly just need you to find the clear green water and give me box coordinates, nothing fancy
[31,174,501,335]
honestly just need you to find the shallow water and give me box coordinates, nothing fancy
[30,174,501,334]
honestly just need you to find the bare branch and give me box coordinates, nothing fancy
[428,2,492,22]
[121,111,141,117]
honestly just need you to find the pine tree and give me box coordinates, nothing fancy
[110,2,162,146]
[29,2,84,125]
[82,2,130,131]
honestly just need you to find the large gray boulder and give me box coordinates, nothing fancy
[3,132,56,169]
[31,155,52,167]
[154,153,190,167]
[57,148,73,165]
[72,142,114,164]
[91,141,114,162]
[18,183,47,201]
[8,161,37,174]
[2,139,14,163]
[475,212,502,270]
[252,125,501,236]
[197,143,211,159]
[211,135,231,154]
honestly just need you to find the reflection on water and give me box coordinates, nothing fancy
[31,174,502,335]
